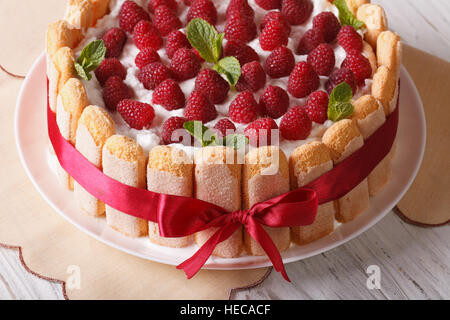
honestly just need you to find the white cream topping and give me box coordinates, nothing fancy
[75,0,370,157]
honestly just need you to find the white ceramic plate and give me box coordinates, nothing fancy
[15,53,426,270]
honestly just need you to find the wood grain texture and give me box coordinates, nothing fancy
[232,214,450,300]
[0,246,65,300]
[0,0,449,300]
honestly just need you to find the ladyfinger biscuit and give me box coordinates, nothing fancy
[363,41,377,76]
[322,120,370,223]
[352,95,386,140]
[46,20,83,58]
[48,47,77,112]
[194,146,243,258]
[353,95,392,195]
[243,146,291,256]
[345,0,370,15]
[357,4,387,49]
[74,106,115,216]
[289,142,335,245]
[90,0,111,23]
[376,31,402,77]
[147,146,193,248]
[372,65,398,116]
[102,135,148,237]
[56,78,90,189]
[65,0,95,31]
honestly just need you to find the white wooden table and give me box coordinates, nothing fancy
[1,0,449,300]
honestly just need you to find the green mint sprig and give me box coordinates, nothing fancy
[186,19,241,86]
[334,0,365,30]
[75,40,106,81]
[183,121,249,150]
[327,82,355,122]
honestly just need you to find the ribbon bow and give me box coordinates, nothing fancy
[158,188,319,281]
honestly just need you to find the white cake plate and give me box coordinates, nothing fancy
[15,53,426,270]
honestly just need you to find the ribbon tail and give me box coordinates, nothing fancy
[246,220,290,282]
[177,222,240,279]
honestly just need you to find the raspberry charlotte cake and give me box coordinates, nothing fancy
[46,0,401,257]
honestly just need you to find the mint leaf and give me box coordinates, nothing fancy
[183,121,219,147]
[329,82,353,104]
[224,134,249,150]
[214,57,241,86]
[74,62,91,81]
[186,19,222,63]
[328,102,354,122]
[334,0,365,30]
[75,40,106,81]
[328,82,355,121]
[77,39,106,67]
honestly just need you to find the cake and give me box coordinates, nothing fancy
[46,0,401,257]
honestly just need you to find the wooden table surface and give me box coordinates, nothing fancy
[0,0,449,300]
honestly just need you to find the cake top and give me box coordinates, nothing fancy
[73,0,375,158]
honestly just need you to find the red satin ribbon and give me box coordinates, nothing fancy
[47,79,399,281]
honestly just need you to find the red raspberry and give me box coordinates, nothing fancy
[307,43,336,76]
[170,48,201,81]
[260,11,290,36]
[133,20,163,51]
[326,68,357,95]
[213,118,236,137]
[288,62,320,98]
[312,12,341,43]
[259,85,289,119]
[304,90,329,124]
[192,48,205,63]
[166,30,192,59]
[245,118,279,146]
[255,0,282,10]
[152,79,185,111]
[281,0,313,25]
[187,0,218,25]
[153,5,182,36]
[226,0,254,19]
[119,1,151,33]
[341,51,372,86]
[102,28,127,58]
[117,100,155,130]
[264,46,295,78]
[94,58,126,86]
[338,26,363,53]
[280,106,312,140]
[184,91,218,123]
[260,19,288,51]
[138,62,171,90]
[102,76,133,111]
[148,0,178,13]
[162,116,188,145]
[297,28,325,55]
[229,91,258,124]
[223,40,259,66]
[135,48,161,69]
[236,61,266,92]
[194,69,230,104]
[225,11,257,43]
